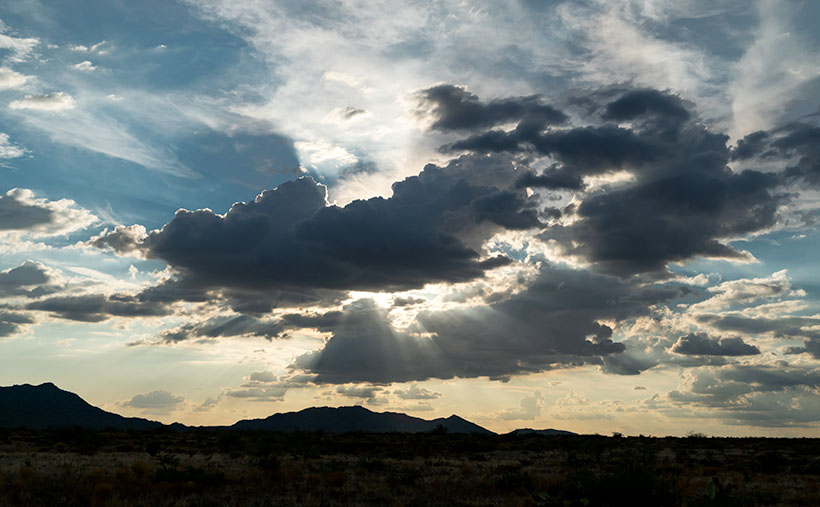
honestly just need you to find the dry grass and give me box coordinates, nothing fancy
[0,428,819,506]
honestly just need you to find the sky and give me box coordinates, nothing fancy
[1,0,819,436]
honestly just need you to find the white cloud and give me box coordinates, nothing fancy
[9,92,76,112]
[498,391,544,421]
[11,102,197,177]
[183,0,566,201]
[556,2,726,122]
[0,133,27,159]
[730,0,820,137]
[393,383,440,400]
[0,31,38,63]
[690,270,794,312]
[73,60,97,72]
[0,67,31,90]
[294,140,358,167]
[70,40,109,54]
[122,390,185,412]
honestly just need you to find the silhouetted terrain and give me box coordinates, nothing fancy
[1,383,502,435]
[232,405,493,434]
[5,383,818,505]
[510,428,577,436]
[0,383,161,430]
[1,427,819,506]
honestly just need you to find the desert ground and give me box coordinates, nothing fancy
[1,428,819,506]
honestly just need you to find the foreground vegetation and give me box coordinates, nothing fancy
[1,427,819,506]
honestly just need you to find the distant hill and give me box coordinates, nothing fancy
[509,428,577,436]
[232,405,494,434]
[0,383,162,430]
[0,383,495,434]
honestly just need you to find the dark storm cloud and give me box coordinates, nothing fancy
[547,146,779,276]
[438,87,785,276]
[292,299,453,384]
[418,84,568,131]
[135,275,346,315]
[93,154,535,298]
[668,363,820,427]
[600,333,735,376]
[0,190,53,231]
[294,266,685,383]
[0,261,58,298]
[515,169,584,191]
[548,137,779,275]
[774,123,820,186]
[671,332,760,356]
[85,225,146,255]
[26,294,171,322]
[732,122,820,186]
[730,130,770,161]
[696,312,820,340]
[158,314,284,343]
[0,311,35,337]
[602,89,690,123]
[0,189,96,236]
[336,385,385,400]
[446,120,660,174]
[695,312,820,359]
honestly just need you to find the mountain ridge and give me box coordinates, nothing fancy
[0,383,572,436]
[0,382,162,430]
[231,405,493,434]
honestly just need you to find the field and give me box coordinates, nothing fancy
[1,427,819,506]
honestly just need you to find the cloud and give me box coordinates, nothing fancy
[729,0,820,136]
[0,67,31,90]
[671,333,760,356]
[695,312,820,357]
[733,121,820,187]
[327,106,368,122]
[0,260,59,298]
[72,40,109,53]
[498,391,544,421]
[9,92,77,111]
[0,30,38,63]
[602,89,691,123]
[0,188,97,236]
[0,310,35,338]
[393,384,440,400]
[294,266,685,384]
[26,294,171,322]
[691,271,793,311]
[96,155,533,299]
[85,225,147,255]
[122,390,184,412]
[0,133,27,159]
[221,372,314,401]
[73,60,96,72]
[14,105,197,177]
[157,314,283,343]
[669,363,820,427]
[223,385,288,401]
[432,86,782,276]
[336,384,385,401]
[418,84,567,132]
[249,371,277,382]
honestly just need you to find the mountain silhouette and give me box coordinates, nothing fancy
[0,383,494,434]
[509,428,577,436]
[0,383,162,430]
[232,406,494,434]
